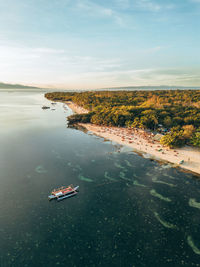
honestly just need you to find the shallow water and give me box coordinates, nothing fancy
[1,91,200,267]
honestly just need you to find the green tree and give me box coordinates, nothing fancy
[191,129,200,147]
[160,127,186,148]
[163,116,172,128]
[182,125,195,139]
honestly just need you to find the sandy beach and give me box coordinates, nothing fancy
[66,101,89,114]
[67,102,200,175]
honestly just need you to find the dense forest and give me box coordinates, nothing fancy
[45,90,200,148]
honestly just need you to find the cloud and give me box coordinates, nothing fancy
[136,68,200,86]
[136,0,161,11]
[115,0,130,9]
[0,42,123,86]
[135,0,175,12]
[33,48,65,54]
[0,45,66,63]
[0,42,199,89]
[55,67,200,89]
[76,0,125,26]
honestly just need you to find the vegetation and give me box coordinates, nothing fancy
[45,90,200,148]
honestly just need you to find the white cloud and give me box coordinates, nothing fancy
[52,67,200,89]
[135,0,175,12]
[0,43,123,86]
[33,48,65,54]
[136,0,161,11]
[0,42,199,89]
[115,0,130,9]
[76,0,125,26]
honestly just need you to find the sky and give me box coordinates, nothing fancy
[0,0,199,89]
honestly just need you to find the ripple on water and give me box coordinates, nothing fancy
[189,198,200,210]
[150,189,172,202]
[154,212,178,229]
[187,236,200,255]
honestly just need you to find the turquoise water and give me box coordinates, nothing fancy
[1,91,200,267]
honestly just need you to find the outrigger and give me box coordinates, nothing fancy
[48,185,79,201]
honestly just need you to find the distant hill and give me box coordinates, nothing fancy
[98,85,200,91]
[1,82,199,91]
[0,82,41,89]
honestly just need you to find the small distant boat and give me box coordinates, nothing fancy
[42,105,50,109]
[48,185,79,201]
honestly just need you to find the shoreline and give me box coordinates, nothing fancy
[66,101,89,114]
[66,101,200,176]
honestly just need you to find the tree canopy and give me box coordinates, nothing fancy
[45,90,200,148]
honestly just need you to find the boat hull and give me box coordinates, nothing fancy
[48,195,57,200]
[57,191,77,201]
[48,185,79,201]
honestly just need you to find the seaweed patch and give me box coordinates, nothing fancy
[104,172,117,181]
[78,174,93,182]
[154,212,177,229]
[114,163,125,169]
[133,180,147,188]
[35,165,47,174]
[189,198,200,210]
[152,177,176,187]
[124,160,132,167]
[187,236,200,255]
[150,189,171,202]
[119,172,132,181]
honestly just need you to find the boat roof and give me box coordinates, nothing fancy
[52,185,74,193]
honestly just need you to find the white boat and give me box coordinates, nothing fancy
[48,185,79,201]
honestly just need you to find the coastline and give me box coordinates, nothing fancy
[67,101,200,176]
[66,101,89,114]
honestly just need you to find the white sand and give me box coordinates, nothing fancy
[67,102,200,175]
[66,101,88,114]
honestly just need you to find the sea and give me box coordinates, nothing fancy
[1,90,200,267]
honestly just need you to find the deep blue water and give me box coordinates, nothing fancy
[1,91,200,267]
